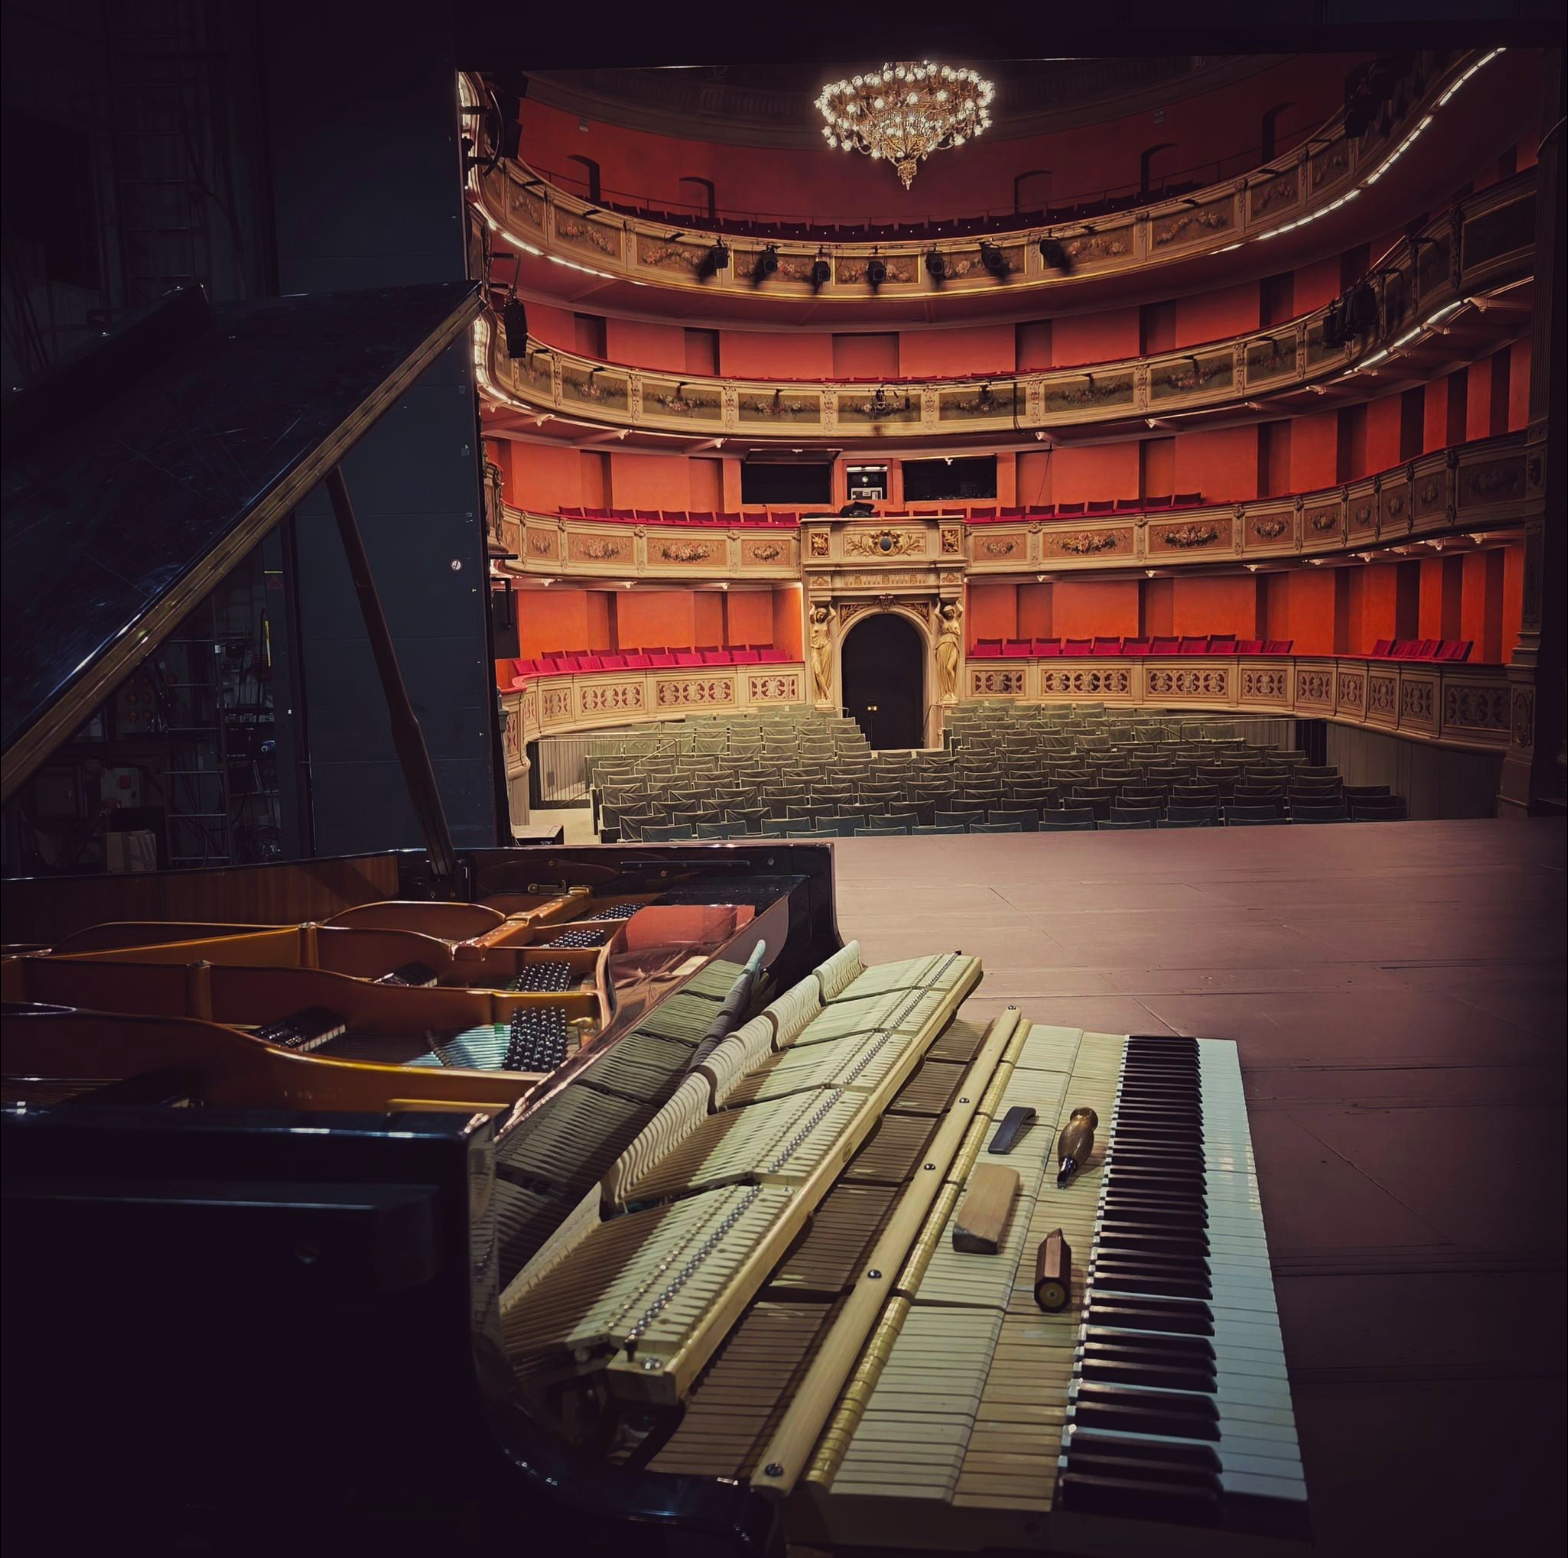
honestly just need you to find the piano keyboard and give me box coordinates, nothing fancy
[765,1027,1307,1555]
[1056,1034,1308,1543]
[372,960,439,987]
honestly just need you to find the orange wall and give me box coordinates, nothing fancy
[1170,576,1260,637]
[604,319,687,372]
[1018,583,1053,637]
[519,589,615,657]
[833,333,898,378]
[1173,427,1258,501]
[609,453,705,509]
[1264,571,1336,654]
[693,592,725,646]
[618,590,695,649]
[1508,337,1532,429]
[773,587,804,658]
[967,581,1018,641]
[899,324,1016,378]
[1016,450,1054,506]
[727,591,774,646]
[503,442,587,512]
[719,330,834,379]
[1054,579,1141,638]
[1461,550,1505,661]
[1053,443,1139,502]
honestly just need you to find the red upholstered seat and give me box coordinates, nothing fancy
[1063,638,1093,657]
[1172,492,1203,508]
[1114,498,1143,512]
[1236,639,1264,655]
[719,512,743,526]
[1262,639,1293,654]
[648,650,677,667]
[1179,636,1209,655]
[742,511,769,525]
[555,654,584,673]
[972,638,1004,658]
[1151,636,1181,656]
[1056,501,1085,515]
[609,508,635,521]
[1208,635,1238,655]
[969,506,997,520]
[599,653,627,670]
[559,506,585,518]
[759,646,789,663]
[1436,639,1473,662]
[1371,638,1395,657]
[1003,638,1032,658]
[673,649,703,666]
[1412,638,1439,660]
[1145,495,1175,509]
[625,653,652,668]
[577,654,605,671]
[1026,504,1055,517]
[1084,499,1115,515]
[998,507,1025,519]
[731,647,760,663]
[700,648,730,665]
[770,511,798,526]
[1034,638,1062,657]
[632,509,660,522]
[1390,639,1420,659]
[1122,637,1152,656]
[1091,636,1122,655]
[685,511,716,525]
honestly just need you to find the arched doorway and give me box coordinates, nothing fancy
[840,613,925,750]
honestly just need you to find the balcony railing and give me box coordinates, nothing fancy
[472,50,1511,303]
[478,170,1535,440]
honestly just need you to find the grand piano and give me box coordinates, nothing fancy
[2,285,1310,1554]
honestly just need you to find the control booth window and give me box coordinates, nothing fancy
[740,460,834,506]
[903,456,998,503]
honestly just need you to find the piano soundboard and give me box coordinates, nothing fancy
[495,943,1309,1555]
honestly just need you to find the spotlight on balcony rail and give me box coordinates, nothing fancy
[1038,237,1075,275]
[926,248,948,280]
[980,241,1007,277]
[755,244,779,279]
[503,297,529,358]
[866,255,888,288]
[811,254,832,286]
[700,240,731,278]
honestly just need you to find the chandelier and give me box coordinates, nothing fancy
[818,62,994,190]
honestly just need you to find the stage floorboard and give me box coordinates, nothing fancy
[829,819,1566,1558]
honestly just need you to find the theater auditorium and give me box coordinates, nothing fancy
[1,7,1562,1557]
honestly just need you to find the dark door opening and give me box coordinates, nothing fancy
[840,613,924,750]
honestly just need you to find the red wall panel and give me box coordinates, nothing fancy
[1264,571,1336,654]
[1172,427,1258,501]
[726,591,774,646]
[1500,541,1525,660]
[832,333,899,378]
[1052,307,1140,368]
[719,330,834,379]
[1052,443,1139,503]
[967,581,1018,641]
[773,586,804,659]
[619,590,695,650]
[1174,281,1260,347]
[1016,450,1054,507]
[522,302,579,353]
[604,319,687,372]
[1017,583,1053,638]
[1364,394,1405,472]
[692,592,725,646]
[1170,576,1259,637]
[519,589,616,657]
[507,442,587,512]
[1054,579,1140,638]
[1143,578,1173,636]
[610,453,700,509]
[1292,255,1341,314]
[898,323,1016,378]
[1508,338,1532,430]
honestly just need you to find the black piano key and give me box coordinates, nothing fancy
[252,1006,346,1052]
[1081,1328,1217,1364]
[1057,1470,1223,1526]
[1071,1384,1221,1441]
[1092,1266,1212,1301]
[1087,1296,1214,1336]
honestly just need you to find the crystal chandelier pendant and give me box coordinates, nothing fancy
[817,62,995,191]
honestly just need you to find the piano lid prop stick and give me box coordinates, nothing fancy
[1056,1106,1098,1188]
[1033,1228,1073,1312]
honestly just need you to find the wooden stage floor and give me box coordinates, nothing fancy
[828,819,1566,1557]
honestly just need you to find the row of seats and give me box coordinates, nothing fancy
[597,179,1204,245]
[970,636,1295,659]
[1368,638,1473,662]
[502,647,794,685]
[556,509,799,528]
[543,499,1211,527]
[583,702,1409,840]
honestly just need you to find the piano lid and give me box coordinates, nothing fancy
[0,280,483,804]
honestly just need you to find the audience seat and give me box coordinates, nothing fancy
[1062,638,1094,657]
[1262,639,1293,655]
[1178,636,1209,655]
[1236,639,1264,654]
[1151,636,1181,656]
[972,639,1004,659]
[1034,638,1063,657]
[1208,636,1237,655]
[1121,637,1152,657]
[1002,638,1032,658]
[1092,636,1122,657]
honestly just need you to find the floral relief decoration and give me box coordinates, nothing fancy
[1055,531,1119,556]
[1157,522,1220,550]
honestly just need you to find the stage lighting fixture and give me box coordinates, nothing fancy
[866,255,888,287]
[811,255,832,286]
[1347,283,1380,336]
[756,244,780,278]
[1323,299,1347,348]
[1038,238,1074,274]
[503,296,529,358]
[980,241,1007,277]
[926,248,948,280]
[701,241,731,277]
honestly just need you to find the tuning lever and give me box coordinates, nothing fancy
[988,1104,1037,1154]
[1034,1228,1073,1312]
